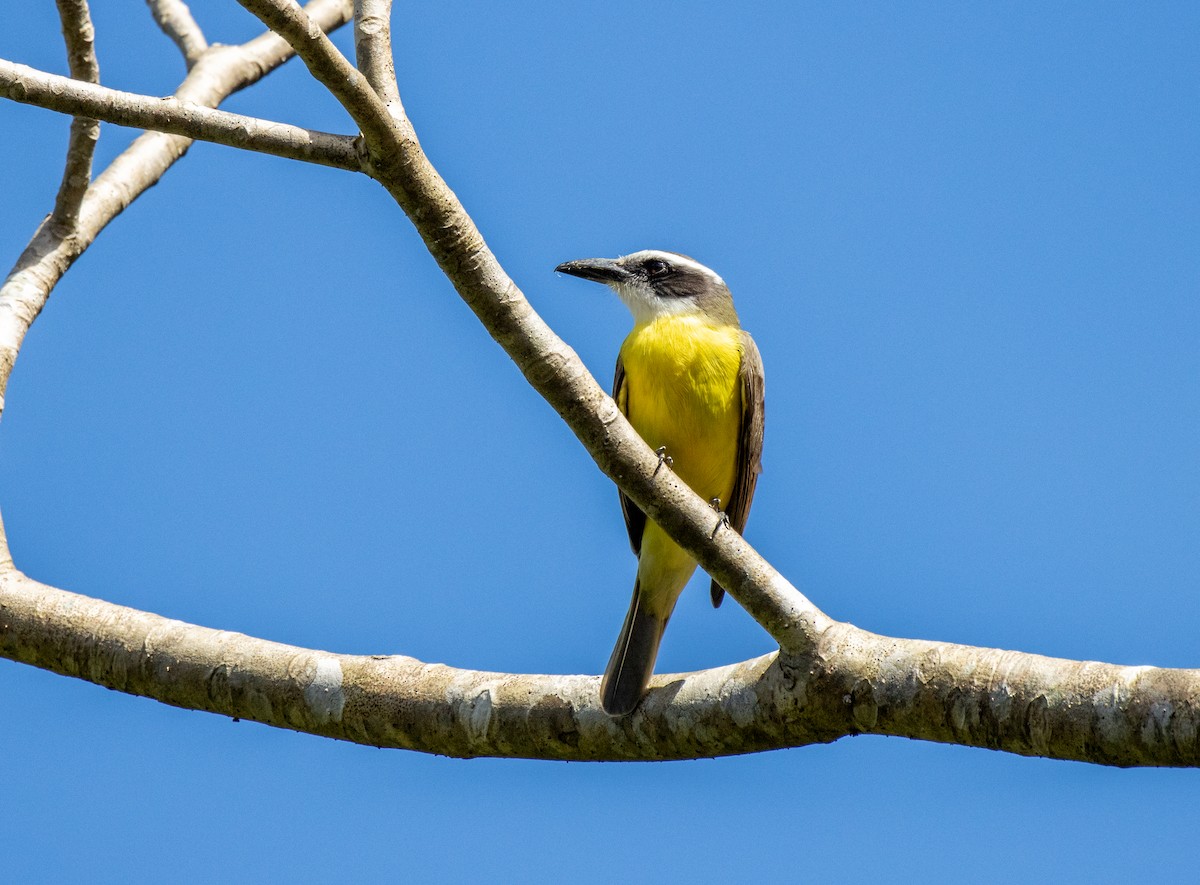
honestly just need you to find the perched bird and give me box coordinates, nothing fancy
[555,250,764,716]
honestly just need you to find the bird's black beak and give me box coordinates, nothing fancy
[554,257,630,284]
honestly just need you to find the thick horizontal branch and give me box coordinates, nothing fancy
[0,60,361,172]
[803,623,1200,767]
[2,563,1197,765]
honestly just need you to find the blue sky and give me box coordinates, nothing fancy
[2,3,1199,882]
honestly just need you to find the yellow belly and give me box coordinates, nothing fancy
[620,316,744,609]
[621,315,743,501]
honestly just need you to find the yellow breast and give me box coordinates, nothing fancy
[619,315,744,505]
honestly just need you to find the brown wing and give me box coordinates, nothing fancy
[710,331,765,607]
[614,354,647,556]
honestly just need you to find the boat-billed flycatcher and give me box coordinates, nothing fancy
[556,250,765,716]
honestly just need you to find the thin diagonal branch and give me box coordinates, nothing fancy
[147,0,209,69]
[49,0,100,233]
[0,61,361,172]
[234,0,827,652]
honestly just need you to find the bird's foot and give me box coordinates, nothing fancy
[653,446,674,475]
[709,497,730,538]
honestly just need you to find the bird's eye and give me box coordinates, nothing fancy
[644,258,669,278]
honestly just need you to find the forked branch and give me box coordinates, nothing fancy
[0,0,1197,767]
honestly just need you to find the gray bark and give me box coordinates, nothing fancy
[1,0,1196,767]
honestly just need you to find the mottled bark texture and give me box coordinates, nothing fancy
[1,0,1197,766]
[0,62,361,171]
[2,562,1197,764]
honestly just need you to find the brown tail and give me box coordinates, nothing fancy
[600,579,668,716]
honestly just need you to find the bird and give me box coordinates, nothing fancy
[555,250,764,716]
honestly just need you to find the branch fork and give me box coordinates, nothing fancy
[0,0,1196,766]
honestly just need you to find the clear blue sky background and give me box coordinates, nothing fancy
[2,3,1199,882]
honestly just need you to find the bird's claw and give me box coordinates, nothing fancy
[654,446,673,475]
[709,497,730,538]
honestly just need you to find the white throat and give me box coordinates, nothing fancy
[610,279,700,325]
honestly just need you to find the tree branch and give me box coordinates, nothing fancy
[0,0,353,418]
[232,0,826,653]
[3,0,1197,771]
[352,0,404,118]
[0,61,361,172]
[146,0,209,69]
[2,557,1196,765]
[49,0,100,234]
[209,4,1200,769]
[235,0,411,148]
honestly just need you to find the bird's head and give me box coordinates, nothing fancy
[555,250,738,326]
